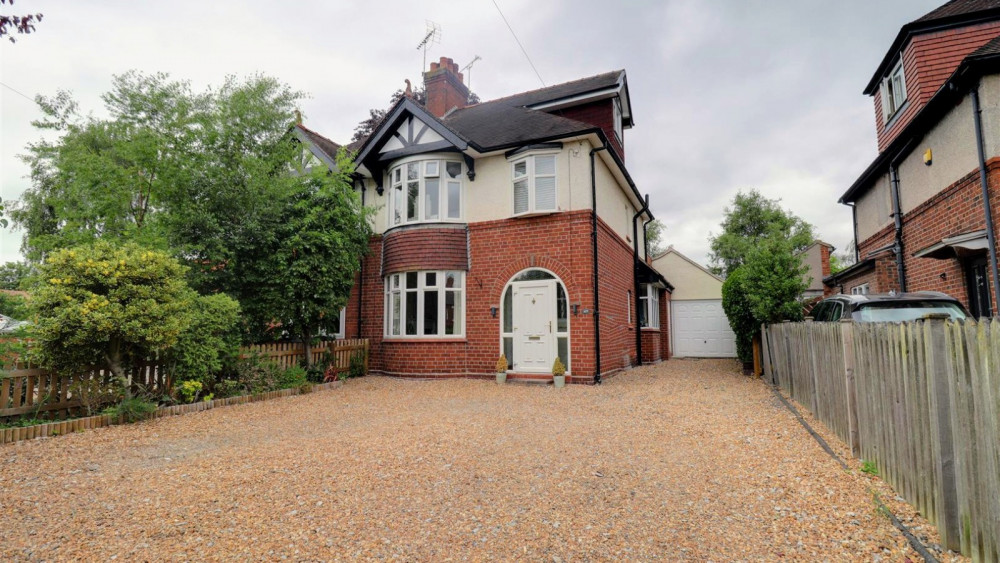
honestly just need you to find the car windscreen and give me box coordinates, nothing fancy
[854,301,968,322]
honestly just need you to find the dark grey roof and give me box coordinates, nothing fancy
[913,0,1000,23]
[295,124,341,159]
[480,70,623,109]
[442,103,598,151]
[970,33,1000,57]
[864,0,1000,94]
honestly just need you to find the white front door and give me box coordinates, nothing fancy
[513,280,555,372]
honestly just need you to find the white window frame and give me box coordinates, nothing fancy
[612,97,623,144]
[639,284,660,329]
[384,270,465,339]
[510,152,558,216]
[851,283,870,296]
[627,290,632,325]
[880,61,907,125]
[333,307,346,339]
[387,157,464,228]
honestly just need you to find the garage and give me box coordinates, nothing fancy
[670,299,737,358]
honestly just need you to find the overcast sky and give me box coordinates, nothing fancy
[1,0,944,267]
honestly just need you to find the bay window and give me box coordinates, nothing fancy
[385,270,464,338]
[638,284,659,329]
[512,154,557,215]
[388,159,463,227]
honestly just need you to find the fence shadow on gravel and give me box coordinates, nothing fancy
[763,318,999,562]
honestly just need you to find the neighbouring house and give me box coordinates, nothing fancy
[650,246,736,358]
[797,241,835,299]
[827,0,1000,318]
[305,57,673,383]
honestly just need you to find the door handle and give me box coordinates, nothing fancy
[549,321,552,333]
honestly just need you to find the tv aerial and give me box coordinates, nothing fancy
[461,55,482,90]
[416,21,442,72]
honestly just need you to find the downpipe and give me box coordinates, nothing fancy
[590,146,607,384]
[632,194,650,367]
[971,85,1000,315]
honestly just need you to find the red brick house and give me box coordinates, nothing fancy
[305,58,673,384]
[827,0,1000,318]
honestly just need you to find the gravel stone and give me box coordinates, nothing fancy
[0,360,959,560]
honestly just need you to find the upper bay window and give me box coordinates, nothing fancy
[385,270,464,338]
[880,61,907,125]
[512,154,557,216]
[388,158,463,227]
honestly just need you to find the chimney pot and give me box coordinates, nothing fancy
[424,54,470,118]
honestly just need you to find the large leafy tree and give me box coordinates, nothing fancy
[0,0,42,43]
[713,191,812,362]
[11,72,373,345]
[708,190,813,277]
[240,153,373,360]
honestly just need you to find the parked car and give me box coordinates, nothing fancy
[808,291,969,323]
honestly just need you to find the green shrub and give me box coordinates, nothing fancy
[222,354,283,395]
[721,268,757,363]
[176,380,204,403]
[277,365,308,389]
[348,352,367,378]
[0,291,30,319]
[104,397,157,423]
[213,379,243,399]
[69,377,122,416]
[165,293,241,387]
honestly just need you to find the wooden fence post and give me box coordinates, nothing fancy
[839,319,861,458]
[761,324,772,384]
[806,319,820,416]
[926,317,961,552]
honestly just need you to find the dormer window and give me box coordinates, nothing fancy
[880,61,907,125]
[388,158,463,226]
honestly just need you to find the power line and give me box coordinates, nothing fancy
[0,81,36,104]
[490,0,545,87]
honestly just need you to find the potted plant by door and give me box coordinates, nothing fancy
[552,357,566,388]
[496,354,508,384]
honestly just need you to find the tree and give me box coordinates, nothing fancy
[0,261,34,290]
[31,242,193,389]
[165,292,241,386]
[708,190,813,277]
[0,0,42,43]
[645,219,666,256]
[240,152,373,362]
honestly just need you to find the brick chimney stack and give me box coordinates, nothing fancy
[424,56,470,118]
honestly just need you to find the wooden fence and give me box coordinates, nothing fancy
[1,339,369,422]
[763,318,1000,562]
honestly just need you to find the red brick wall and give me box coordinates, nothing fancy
[552,99,624,161]
[382,226,467,275]
[846,158,1000,310]
[342,210,642,384]
[875,22,1000,152]
[660,289,671,360]
[596,218,639,375]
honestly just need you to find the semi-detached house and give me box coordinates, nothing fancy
[828,0,1000,318]
[300,57,673,384]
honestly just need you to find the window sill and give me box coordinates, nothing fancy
[383,337,467,343]
[511,209,559,219]
[641,327,660,332]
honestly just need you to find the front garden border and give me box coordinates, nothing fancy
[0,379,343,446]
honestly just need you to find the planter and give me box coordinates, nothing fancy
[496,372,507,384]
[553,374,565,388]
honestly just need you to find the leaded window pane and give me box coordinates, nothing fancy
[423,291,438,335]
[447,181,461,219]
[514,179,529,214]
[405,291,418,335]
[425,178,439,220]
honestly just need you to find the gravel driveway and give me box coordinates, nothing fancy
[2,360,930,560]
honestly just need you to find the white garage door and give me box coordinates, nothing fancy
[671,300,737,358]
